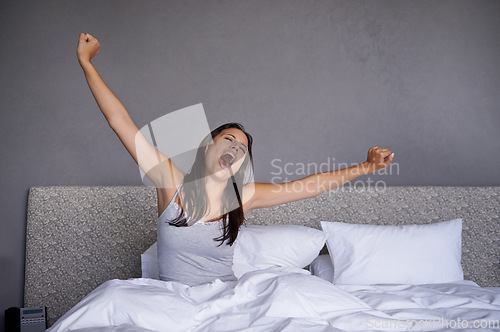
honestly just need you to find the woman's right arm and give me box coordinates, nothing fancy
[76,33,182,189]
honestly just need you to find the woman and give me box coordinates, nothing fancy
[76,33,395,286]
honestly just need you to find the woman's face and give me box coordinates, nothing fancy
[205,128,249,179]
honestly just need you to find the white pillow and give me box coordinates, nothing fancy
[309,254,334,283]
[141,242,159,279]
[141,225,327,280]
[320,219,464,285]
[232,224,327,279]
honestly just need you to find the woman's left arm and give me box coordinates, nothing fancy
[245,146,394,211]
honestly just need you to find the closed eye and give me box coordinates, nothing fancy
[224,136,247,153]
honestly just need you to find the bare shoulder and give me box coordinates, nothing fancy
[155,170,185,214]
[241,182,277,213]
[241,182,256,214]
[241,180,315,211]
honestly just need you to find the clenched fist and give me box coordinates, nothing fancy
[77,33,100,66]
[364,146,395,173]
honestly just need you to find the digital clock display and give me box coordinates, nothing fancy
[23,308,43,315]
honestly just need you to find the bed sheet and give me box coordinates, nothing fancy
[47,267,500,332]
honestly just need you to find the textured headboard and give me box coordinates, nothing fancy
[25,186,500,326]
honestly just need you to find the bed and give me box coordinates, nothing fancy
[24,185,500,331]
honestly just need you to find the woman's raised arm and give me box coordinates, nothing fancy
[246,146,395,211]
[76,33,182,188]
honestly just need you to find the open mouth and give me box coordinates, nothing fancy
[218,151,236,169]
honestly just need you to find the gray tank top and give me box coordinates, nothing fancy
[157,182,237,286]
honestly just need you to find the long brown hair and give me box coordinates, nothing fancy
[168,122,254,246]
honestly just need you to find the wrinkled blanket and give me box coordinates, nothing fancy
[47,267,500,332]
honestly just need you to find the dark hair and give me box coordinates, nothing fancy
[168,122,254,246]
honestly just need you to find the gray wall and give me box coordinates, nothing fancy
[1,0,499,328]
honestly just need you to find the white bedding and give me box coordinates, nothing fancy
[47,267,500,332]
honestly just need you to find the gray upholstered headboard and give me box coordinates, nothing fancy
[25,186,500,326]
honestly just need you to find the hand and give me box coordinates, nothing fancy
[77,33,100,65]
[363,146,394,173]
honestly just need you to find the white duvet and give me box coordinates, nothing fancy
[47,267,500,332]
